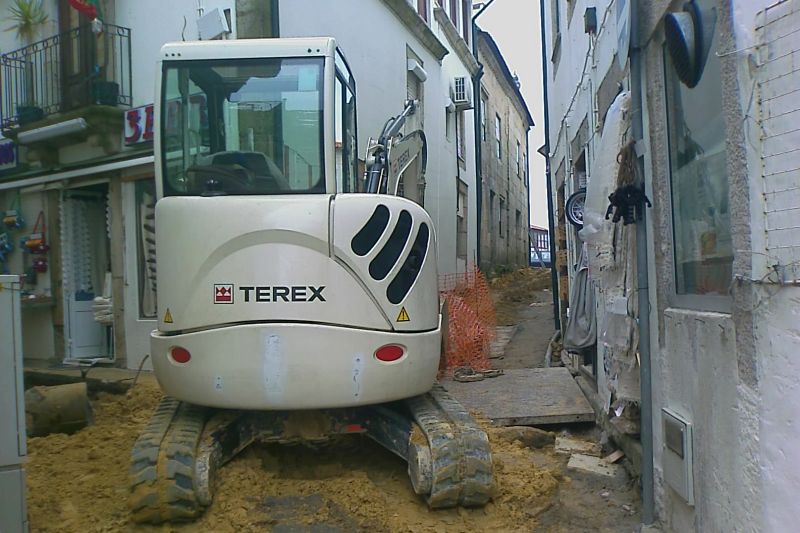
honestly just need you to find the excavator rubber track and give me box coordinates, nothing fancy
[405,384,493,508]
[129,397,208,524]
[128,386,492,524]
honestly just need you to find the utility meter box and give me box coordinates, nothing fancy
[662,407,694,505]
[0,275,28,533]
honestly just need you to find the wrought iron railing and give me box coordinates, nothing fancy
[1,23,132,130]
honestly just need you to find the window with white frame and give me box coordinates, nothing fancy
[495,114,501,159]
[457,110,466,161]
[481,93,488,141]
[499,197,505,237]
[515,140,521,176]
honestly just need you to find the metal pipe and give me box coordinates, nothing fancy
[539,0,561,331]
[629,0,655,524]
[471,0,496,268]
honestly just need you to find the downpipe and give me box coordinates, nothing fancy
[539,0,561,331]
[630,0,655,525]
[471,0,495,267]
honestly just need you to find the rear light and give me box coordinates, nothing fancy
[374,344,405,362]
[170,346,191,364]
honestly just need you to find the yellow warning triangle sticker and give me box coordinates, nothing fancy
[396,307,410,322]
[163,308,174,323]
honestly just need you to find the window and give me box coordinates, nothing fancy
[522,152,528,186]
[550,0,562,61]
[136,179,157,318]
[450,0,458,27]
[462,0,470,43]
[516,210,522,240]
[417,0,428,22]
[457,181,468,259]
[335,50,358,192]
[495,114,501,159]
[490,190,496,239]
[499,197,505,238]
[161,58,325,196]
[480,94,487,141]
[515,140,521,176]
[406,51,424,131]
[664,3,731,298]
[456,110,466,161]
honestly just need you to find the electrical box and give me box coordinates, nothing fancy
[197,8,230,40]
[584,7,598,34]
[662,408,694,505]
[0,275,28,533]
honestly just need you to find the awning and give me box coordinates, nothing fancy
[0,155,154,192]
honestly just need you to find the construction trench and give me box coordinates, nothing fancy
[23,269,642,532]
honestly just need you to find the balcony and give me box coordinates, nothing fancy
[1,23,132,131]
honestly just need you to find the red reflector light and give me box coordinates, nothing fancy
[170,347,191,364]
[375,345,404,362]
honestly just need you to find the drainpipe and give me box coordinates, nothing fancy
[526,134,531,266]
[539,0,561,331]
[471,0,495,268]
[630,0,654,525]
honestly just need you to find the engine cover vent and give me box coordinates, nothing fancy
[369,210,412,281]
[351,204,390,256]
[387,223,429,304]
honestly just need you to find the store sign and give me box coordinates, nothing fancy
[0,139,17,172]
[124,104,155,145]
[124,95,209,147]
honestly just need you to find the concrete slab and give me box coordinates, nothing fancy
[490,325,518,359]
[441,367,595,426]
[567,453,627,479]
[555,436,602,456]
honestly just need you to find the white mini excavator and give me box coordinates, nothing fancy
[129,37,492,523]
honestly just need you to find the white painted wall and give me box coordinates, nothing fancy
[758,286,800,532]
[280,0,468,275]
[432,12,478,271]
[544,0,800,531]
[121,178,155,371]
[115,0,237,108]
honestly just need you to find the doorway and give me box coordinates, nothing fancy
[60,183,112,361]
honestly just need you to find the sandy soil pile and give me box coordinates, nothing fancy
[25,382,560,532]
[25,384,161,532]
[490,267,553,325]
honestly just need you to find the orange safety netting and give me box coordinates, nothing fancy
[438,265,496,375]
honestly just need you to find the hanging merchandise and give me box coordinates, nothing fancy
[3,193,25,230]
[0,232,13,262]
[22,211,50,254]
[32,257,48,273]
[68,0,104,32]
[605,184,652,225]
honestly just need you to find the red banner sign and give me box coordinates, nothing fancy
[124,104,154,145]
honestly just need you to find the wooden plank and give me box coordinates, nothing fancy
[441,367,594,426]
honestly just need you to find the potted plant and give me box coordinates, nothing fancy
[6,0,48,44]
[16,102,44,125]
[6,0,49,125]
[93,79,120,106]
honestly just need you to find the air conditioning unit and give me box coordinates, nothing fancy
[451,76,474,110]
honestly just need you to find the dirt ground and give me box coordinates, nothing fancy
[24,268,642,532]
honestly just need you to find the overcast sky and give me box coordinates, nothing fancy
[475,0,547,228]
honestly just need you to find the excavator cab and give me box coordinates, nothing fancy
[158,38,358,198]
[130,37,491,524]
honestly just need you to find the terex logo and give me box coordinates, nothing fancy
[239,285,326,303]
[214,284,234,304]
